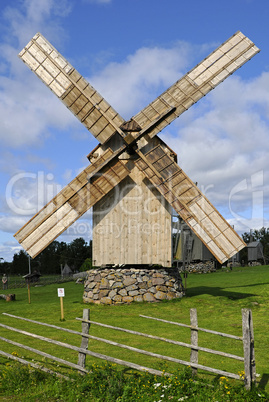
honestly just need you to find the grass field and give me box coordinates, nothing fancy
[0,265,269,400]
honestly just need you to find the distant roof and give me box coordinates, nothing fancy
[247,241,262,248]
[62,263,72,274]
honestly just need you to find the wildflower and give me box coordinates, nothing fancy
[219,376,228,385]
[154,383,162,389]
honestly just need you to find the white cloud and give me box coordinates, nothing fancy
[0,73,78,148]
[4,169,65,218]
[0,0,76,149]
[2,0,72,49]
[89,42,192,119]
[0,216,27,234]
[0,242,23,262]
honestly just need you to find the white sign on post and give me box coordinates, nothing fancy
[58,288,65,321]
[58,288,65,297]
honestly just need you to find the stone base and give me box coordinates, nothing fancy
[83,267,184,305]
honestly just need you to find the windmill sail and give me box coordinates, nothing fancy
[135,144,245,263]
[14,156,130,258]
[132,31,260,140]
[19,33,125,144]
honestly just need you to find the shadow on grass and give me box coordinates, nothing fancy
[258,373,269,390]
[185,286,256,299]
[227,282,269,289]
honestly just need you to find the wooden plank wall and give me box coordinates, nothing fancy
[92,165,172,267]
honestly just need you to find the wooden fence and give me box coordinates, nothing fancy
[0,308,255,389]
[1,275,74,289]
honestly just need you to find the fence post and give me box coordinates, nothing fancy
[190,308,198,375]
[242,309,256,389]
[77,309,90,373]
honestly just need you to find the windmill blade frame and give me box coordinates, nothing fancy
[135,144,245,263]
[19,33,126,144]
[14,154,130,258]
[131,31,260,141]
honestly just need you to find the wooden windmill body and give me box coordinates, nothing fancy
[91,135,175,267]
[14,32,260,267]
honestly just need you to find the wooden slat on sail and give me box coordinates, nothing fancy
[132,31,260,140]
[18,33,125,144]
[14,159,130,258]
[135,145,245,263]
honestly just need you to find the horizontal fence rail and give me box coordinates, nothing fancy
[75,317,244,362]
[0,313,170,378]
[139,314,243,340]
[0,349,71,380]
[0,308,256,389]
[0,276,74,289]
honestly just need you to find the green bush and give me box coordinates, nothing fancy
[79,257,92,272]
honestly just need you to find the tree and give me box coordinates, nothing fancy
[66,238,91,272]
[36,242,61,275]
[56,241,69,266]
[79,258,92,272]
[0,260,12,276]
[12,250,29,275]
[11,238,92,275]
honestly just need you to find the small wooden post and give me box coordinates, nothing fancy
[60,297,64,321]
[242,309,256,389]
[190,308,198,375]
[77,309,90,373]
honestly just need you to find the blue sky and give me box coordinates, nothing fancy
[0,0,269,262]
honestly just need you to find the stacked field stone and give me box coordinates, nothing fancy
[83,267,184,304]
[179,261,216,274]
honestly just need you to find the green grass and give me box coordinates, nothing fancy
[0,265,269,400]
[1,362,267,401]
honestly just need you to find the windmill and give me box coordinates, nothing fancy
[14,32,259,268]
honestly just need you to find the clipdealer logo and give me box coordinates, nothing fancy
[5,169,265,233]
[229,170,264,229]
[6,171,61,215]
